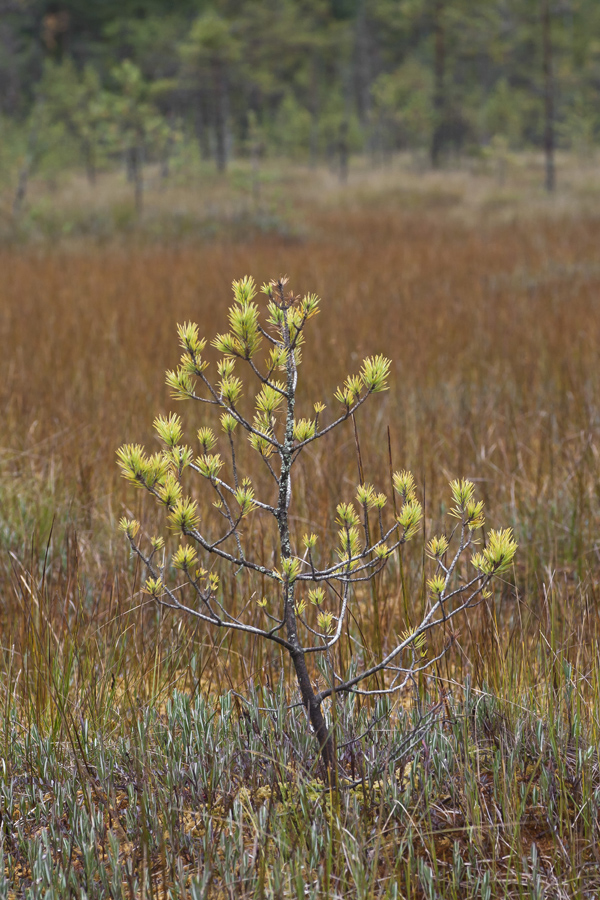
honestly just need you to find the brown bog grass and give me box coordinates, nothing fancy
[3,181,600,896]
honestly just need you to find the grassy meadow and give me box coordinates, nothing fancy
[3,156,600,897]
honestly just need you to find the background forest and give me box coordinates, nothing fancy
[2,0,600,203]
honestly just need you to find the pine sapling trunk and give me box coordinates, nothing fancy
[278,306,336,778]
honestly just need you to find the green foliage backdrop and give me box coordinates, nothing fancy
[2,0,600,180]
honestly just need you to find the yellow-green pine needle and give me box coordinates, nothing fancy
[295,597,307,616]
[472,528,518,574]
[427,535,449,559]
[374,543,391,559]
[249,430,275,459]
[373,492,387,510]
[168,498,200,534]
[234,485,257,516]
[360,354,391,393]
[400,628,427,657]
[268,346,288,370]
[308,587,325,606]
[118,517,140,538]
[166,368,195,400]
[116,443,149,487]
[145,452,171,488]
[293,418,316,442]
[154,413,183,448]
[393,470,417,503]
[317,611,334,634]
[177,322,206,355]
[281,557,302,582]
[336,502,360,528]
[179,351,209,377]
[217,358,236,378]
[197,427,217,453]
[334,374,362,407]
[197,454,223,480]
[300,293,320,320]
[256,383,285,416]
[172,544,198,571]
[232,275,257,305]
[337,526,361,564]
[465,499,485,530]
[163,446,193,476]
[356,483,375,507]
[397,500,423,540]
[212,332,240,357]
[159,473,183,508]
[144,577,163,597]
[220,412,238,434]
[228,301,261,358]
[427,575,446,595]
[219,375,243,406]
[303,533,318,550]
[449,479,476,515]
[208,572,219,591]
[266,301,284,328]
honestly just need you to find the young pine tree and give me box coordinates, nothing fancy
[118,276,517,781]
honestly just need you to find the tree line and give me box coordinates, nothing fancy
[2,0,600,194]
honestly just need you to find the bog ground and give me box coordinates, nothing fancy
[2,164,600,898]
